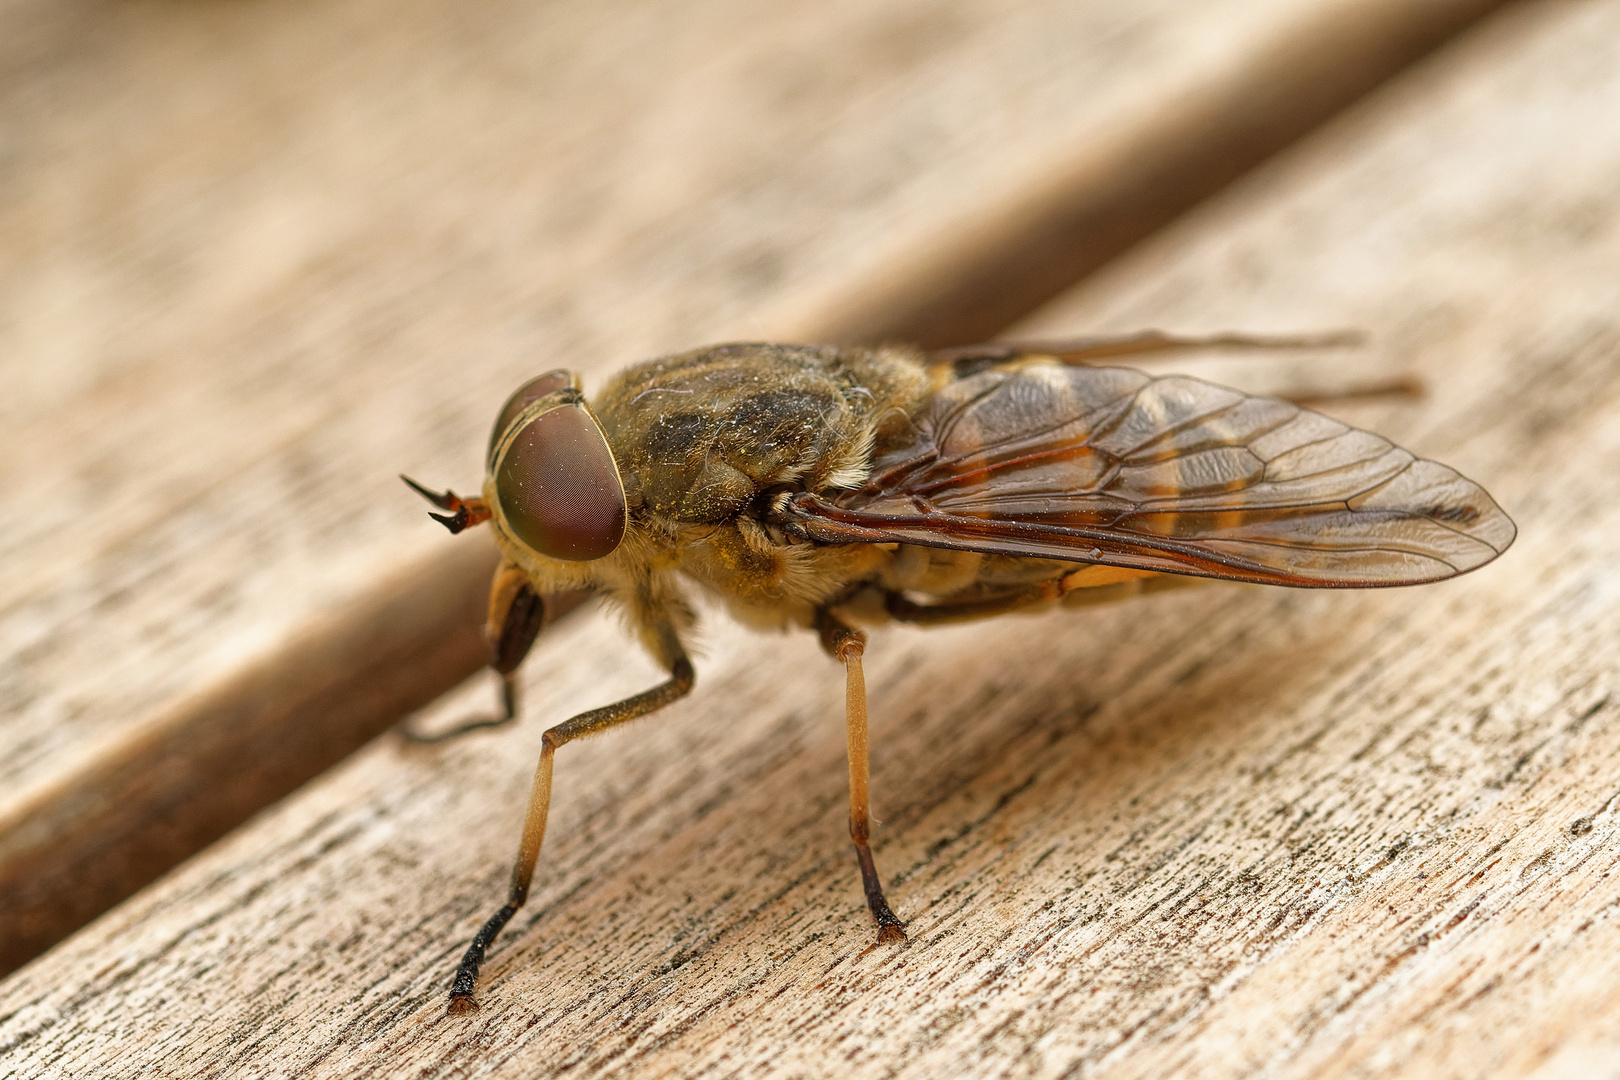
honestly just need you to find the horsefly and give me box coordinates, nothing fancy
[402,333,1514,1013]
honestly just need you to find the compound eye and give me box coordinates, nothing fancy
[494,403,627,561]
[488,370,577,467]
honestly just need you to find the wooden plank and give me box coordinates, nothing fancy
[0,0,1503,972]
[5,0,1617,1074]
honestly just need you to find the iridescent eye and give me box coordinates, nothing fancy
[494,403,627,561]
[488,370,576,467]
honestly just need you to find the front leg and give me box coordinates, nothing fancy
[401,561,550,743]
[816,610,907,946]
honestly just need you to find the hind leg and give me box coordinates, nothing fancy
[816,610,906,945]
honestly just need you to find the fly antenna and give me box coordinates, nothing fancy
[401,475,491,534]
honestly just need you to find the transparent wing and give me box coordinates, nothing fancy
[777,358,1515,587]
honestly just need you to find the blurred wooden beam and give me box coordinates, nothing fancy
[814,0,1510,348]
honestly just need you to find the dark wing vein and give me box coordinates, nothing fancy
[784,359,1514,587]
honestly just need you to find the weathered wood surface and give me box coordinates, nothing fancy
[0,0,1503,973]
[5,0,1618,1076]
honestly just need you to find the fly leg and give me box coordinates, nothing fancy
[1280,381,1424,409]
[1029,328,1366,364]
[928,332,1419,403]
[816,610,906,946]
[885,572,1205,625]
[928,329,1362,372]
[1031,332,1420,405]
[447,625,694,1014]
[884,581,1063,625]
[402,561,549,743]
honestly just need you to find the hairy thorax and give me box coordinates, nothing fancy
[591,343,929,624]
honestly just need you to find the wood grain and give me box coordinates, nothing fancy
[0,0,1503,971]
[5,0,1617,1075]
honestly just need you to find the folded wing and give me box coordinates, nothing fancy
[778,358,1515,587]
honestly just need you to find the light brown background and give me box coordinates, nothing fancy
[3,1,1617,1077]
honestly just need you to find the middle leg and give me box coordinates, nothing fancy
[446,623,695,1014]
[816,610,906,946]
